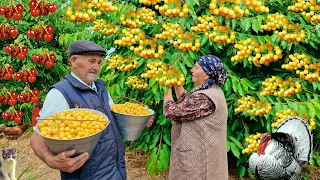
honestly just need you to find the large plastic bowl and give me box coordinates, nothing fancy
[35,108,109,158]
[111,107,154,141]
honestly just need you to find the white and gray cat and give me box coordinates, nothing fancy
[0,148,16,180]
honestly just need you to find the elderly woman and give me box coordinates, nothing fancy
[163,55,228,180]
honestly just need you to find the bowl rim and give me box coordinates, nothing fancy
[110,107,154,117]
[35,108,110,141]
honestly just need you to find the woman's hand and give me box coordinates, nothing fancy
[146,116,154,128]
[164,88,173,101]
[174,85,186,99]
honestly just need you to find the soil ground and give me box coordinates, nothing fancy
[0,131,319,180]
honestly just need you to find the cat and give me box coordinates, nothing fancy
[0,148,16,180]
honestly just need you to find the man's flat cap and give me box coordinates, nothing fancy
[69,40,107,57]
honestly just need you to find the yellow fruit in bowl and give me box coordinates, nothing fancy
[37,109,108,140]
[110,102,150,116]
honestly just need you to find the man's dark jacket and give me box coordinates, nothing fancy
[51,73,126,180]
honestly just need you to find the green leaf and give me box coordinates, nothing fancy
[159,147,169,171]
[201,36,209,46]
[231,117,239,130]
[288,102,300,113]
[182,54,195,68]
[157,115,167,125]
[243,59,249,68]
[257,36,266,44]
[212,43,221,52]
[299,104,309,116]
[162,144,171,155]
[230,142,240,158]
[149,165,156,176]
[241,78,255,89]
[17,166,31,180]
[312,81,319,91]
[311,100,320,110]
[226,93,237,101]
[58,34,66,45]
[266,118,272,133]
[287,43,293,51]
[248,167,255,178]
[156,160,163,174]
[240,79,249,91]
[227,141,231,151]
[311,100,320,119]
[281,41,288,49]
[136,141,145,150]
[273,103,283,113]
[315,24,320,37]
[228,136,243,149]
[144,91,154,101]
[231,78,238,94]
[245,19,251,32]
[150,134,160,149]
[228,105,234,118]
[158,155,169,171]
[309,41,318,49]
[224,78,232,93]
[160,144,170,161]
[240,19,246,31]
[149,77,156,87]
[252,19,260,33]
[187,51,197,60]
[257,15,264,25]
[264,36,273,42]
[186,0,197,19]
[150,147,158,157]
[306,103,316,118]
[237,166,246,178]
[169,52,181,63]
[179,63,188,75]
[163,128,172,146]
[152,83,158,94]
[146,155,157,170]
[226,46,233,56]
[317,155,320,165]
[232,19,237,30]
[154,93,161,103]
[271,34,279,43]
[237,82,246,96]
[310,158,315,168]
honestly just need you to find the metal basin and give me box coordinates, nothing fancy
[112,108,154,141]
[35,108,109,158]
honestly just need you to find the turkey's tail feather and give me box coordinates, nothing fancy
[275,116,313,164]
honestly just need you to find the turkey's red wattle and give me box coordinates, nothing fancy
[257,141,267,155]
[257,133,271,155]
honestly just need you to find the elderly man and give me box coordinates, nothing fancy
[30,40,154,180]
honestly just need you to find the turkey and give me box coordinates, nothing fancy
[249,116,313,180]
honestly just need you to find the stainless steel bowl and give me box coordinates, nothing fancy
[35,108,109,158]
[112,108,154,141]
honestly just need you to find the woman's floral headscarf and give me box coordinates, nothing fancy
[191,55,227,93]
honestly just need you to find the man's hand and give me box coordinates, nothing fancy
[46,150,89,173]
[146,116,154,128]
